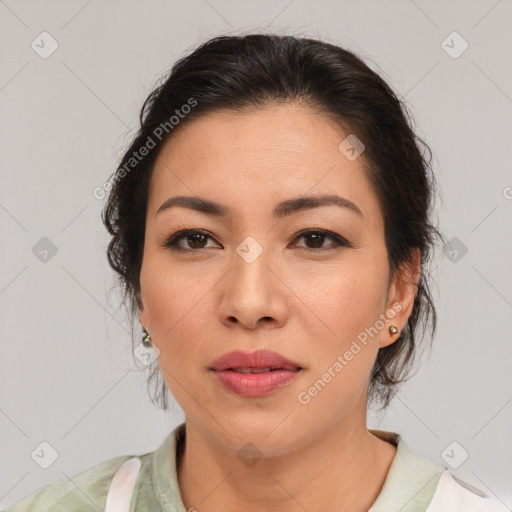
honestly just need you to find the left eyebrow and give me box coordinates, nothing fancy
[156,194,364,220]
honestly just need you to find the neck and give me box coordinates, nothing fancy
[176,418,397,512]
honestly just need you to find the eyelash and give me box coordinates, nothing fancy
[162,227,353,252]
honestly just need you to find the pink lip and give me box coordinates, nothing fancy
[209,349,304,397]
[213,369,302,397]
[210,349,302,372]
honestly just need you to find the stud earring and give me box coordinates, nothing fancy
[142,327,152,347]
[389,325,399,336]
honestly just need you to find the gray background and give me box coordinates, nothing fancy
[1,0,511,509]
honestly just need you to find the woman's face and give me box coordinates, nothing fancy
[139,104,417,455]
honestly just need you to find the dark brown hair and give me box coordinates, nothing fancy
[102,33,445,411]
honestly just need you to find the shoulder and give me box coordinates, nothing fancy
[3,454,137,512]
[368,430,505,512]
[426,470,504,512]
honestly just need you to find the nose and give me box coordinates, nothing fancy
[217,243,290,330]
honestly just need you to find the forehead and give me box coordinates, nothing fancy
[148,104,383,229]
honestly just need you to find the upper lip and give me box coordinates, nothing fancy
[209,349,303,371]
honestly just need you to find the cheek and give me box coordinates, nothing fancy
[308,259,387,335]
[299,258,387,378]
[295,273,384,413]
[139,251,215,363]
[141,244,200,321]
[140,264,210,407]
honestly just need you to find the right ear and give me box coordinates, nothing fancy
[136,291,147,326]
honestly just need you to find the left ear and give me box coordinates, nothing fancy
[380,247,421,348]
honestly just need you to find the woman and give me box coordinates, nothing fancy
[5,33,502,512]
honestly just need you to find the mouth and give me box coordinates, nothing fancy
[209,349,304,397]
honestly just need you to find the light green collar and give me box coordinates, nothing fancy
[368,429,446,512]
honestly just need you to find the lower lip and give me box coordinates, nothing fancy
[212,369,302,397]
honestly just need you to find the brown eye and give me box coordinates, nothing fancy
[183,233,208,249]
[293,229,352,251]
[163,229,219,251]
